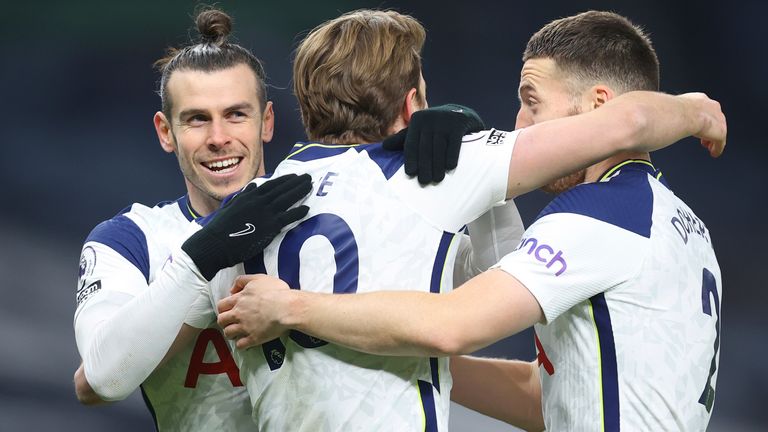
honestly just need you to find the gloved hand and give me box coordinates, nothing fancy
[182,173,312,280]
[383,104,485,184]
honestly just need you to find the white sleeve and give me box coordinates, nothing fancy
[453,199,525,285]
[452,235,474,286]
[207,264,247,305]
[184,291,216,328]
[74,225,211,401]
[494,212,647,323]
[392,129,519,232]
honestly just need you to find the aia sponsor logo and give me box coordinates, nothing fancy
[185,329,243,388]
[535,332,554,375]
[516,237,567,276]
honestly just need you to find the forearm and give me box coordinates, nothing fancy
[289,290,458,356]
[76,251,207,401]
[507,91,715,198]
[573,91,709,155]
[451,356,544,431]
[285,269,541,357]
[617,91,706,152]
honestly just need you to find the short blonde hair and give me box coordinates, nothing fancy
[293,10,426,143]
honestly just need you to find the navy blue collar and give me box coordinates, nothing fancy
[176,195,198,222]
[284,141,383,162]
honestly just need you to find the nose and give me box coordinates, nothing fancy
[207,118,231,150]
[515,107,533,129]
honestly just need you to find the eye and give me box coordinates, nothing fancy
[227,111,248,121]
[186,114,208,126]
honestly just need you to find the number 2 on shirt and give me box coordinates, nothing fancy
[699,268,720,412]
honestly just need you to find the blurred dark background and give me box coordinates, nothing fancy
[1,1,765,430]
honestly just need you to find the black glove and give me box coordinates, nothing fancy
[182,173,312,280]
[382,104,485,184]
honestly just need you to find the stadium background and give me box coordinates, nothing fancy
[1,0,765,430]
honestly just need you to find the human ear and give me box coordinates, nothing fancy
[154,112,175,153]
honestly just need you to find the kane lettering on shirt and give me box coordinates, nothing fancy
[496,160,722,431]
[74,196,253,432]
[205,129,520,431]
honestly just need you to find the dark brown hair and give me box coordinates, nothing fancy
[293,9,426,144]
[524,11,659,94]
[155,7,267,118]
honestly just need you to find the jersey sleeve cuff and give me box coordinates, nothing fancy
[493,259,559,324]
[489,129,521,205]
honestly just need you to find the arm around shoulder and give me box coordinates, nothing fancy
[615,91,726,156]
[505,91,726,198]
[284,268,544,357]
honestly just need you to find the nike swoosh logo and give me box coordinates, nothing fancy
[229,223,257,237]
[451,108,464,113]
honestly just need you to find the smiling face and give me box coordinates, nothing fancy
[154,63,273,215]
[515,57,587,194]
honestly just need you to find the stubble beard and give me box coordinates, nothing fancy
[541,170,587,195]
[171,129,265,204]
[172,130,230,203]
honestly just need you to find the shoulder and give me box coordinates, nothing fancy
[87,198,186,242]
[84,198,187,280]
[283,141,406,180]
[87,203,148,245]
[537,169,654,238]
[360,143,405,180]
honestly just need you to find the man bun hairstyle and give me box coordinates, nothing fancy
[196,8,232,46]
[154,7,267,118]
[524,11,660,95]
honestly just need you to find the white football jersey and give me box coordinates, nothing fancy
[496,160,722,431]
[208,130,519,431]
[74,196,253,432]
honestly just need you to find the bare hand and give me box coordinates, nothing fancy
[74,363,108,406]
[217,274,293,350]
[679,92,727,158]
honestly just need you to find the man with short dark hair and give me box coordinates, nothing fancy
[222,11,724,431]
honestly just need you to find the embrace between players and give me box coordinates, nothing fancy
[74,7,726,432]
